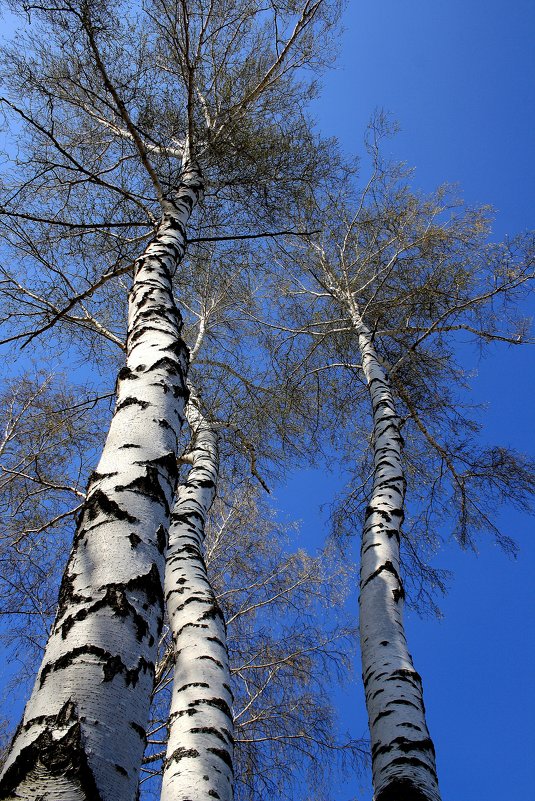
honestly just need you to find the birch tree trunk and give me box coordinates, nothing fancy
[0,163,203,801]
[348,300,441,801]
[161,390,234,801]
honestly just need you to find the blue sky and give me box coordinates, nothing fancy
[317,0,535,238]
[279,2,535,799]
[0,3,532,799]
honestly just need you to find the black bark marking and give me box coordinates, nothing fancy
[0,700,103,801]
[156,524,167,554]
[361,560,402,590]
[163,339,189,357]
[401,722,424,732]
[365,505,391,522]
[167,587,187,599]
[169,707,200,720]
[208,790,221,799]
[117,563,164,622]
[198,655,224,668]
[17,702,81,742]
[137,304,179,322]
[387,699,420,710]
[170,382,189,399]
[387,757,436,773]
[129,325,156,345]
[129,532,142,548]
[387,669,422,685]
[372,736,435,759]
[116,396,151,412]
[374,476,404,491]
[166,746,200,765]
[171,509,204,525]
[207,747,233,772]
[85,489,139,524]
[362,542,382,555]
[148,356,183,375]
[130,721,146,739]
[175,595,213,613]
[200,604,225,623]
[114,764,128,776]
[385,528,401,541]
[60,585,150,641]
[117,366,140,385]
[86,469,118,489]
[115,467,171,514]
[135,451,178,482]
[177,682,210,692]
[39,645,153,687]
[191,727,229,745]
[193,697,232,718]
[373,709,394,725]
[176,621,206,637]
[208,636,225,648]
[56,570,86,621]
[195,479,215,489]
[392,585,406,603]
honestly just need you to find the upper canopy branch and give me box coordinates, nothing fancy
[79,2,166,202]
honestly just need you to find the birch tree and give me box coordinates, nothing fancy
[260,131,535,801]
[141,477,361,801]
[146,265,356,801]
[158,388,233,801]
[0,318,360,801]
[0,151,202,801]
[0,0,341,797]
[0,221,346,800]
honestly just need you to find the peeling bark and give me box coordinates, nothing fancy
[348,302,441,801]
[0,163,203,801]
[161,392,234,801]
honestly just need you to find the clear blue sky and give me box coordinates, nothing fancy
[0,3,532,799]
[280,2,535,799]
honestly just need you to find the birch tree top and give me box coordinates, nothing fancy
[261,123,535,575]
[0,0,344,358]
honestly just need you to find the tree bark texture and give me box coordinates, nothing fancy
[349,302,441,801]
[0,164,203,801]
[161,392,234,801]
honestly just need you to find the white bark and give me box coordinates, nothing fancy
[348,300,441,801]
[0,164,203,801]
[161,391,234,801]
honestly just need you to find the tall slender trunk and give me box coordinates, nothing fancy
[0,164,203,801]
[161,390,234,801]
[348,301,441,801]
